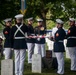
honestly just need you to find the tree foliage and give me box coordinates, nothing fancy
[26,0,76,21]
[0,0,20,20]
[0,0,76,28]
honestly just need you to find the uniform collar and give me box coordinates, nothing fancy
[16,23,22,26]
[38,25,43,27]
[58,27,62,29]
[6,26,10,28]
[28,24,32,26]
[71,24,75,27]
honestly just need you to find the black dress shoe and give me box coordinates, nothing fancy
[71,70,76,72]
[57,73,64,75]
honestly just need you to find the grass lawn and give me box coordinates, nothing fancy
[23,58,76,75]
[0,52,76,75]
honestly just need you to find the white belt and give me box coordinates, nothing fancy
[68,36,76,39]
[30,34,35,36]
[14,37,25,39]
[58,40,63,42]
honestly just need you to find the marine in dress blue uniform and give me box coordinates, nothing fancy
[3,18,13,59]
[52,19,60,38]
[54,19,66,75]
[66,18,76,71]
[11,14,28,75]
[26,17,35,63]
[34,19,46,57]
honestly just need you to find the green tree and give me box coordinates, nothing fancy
[0,0,21,20]
[25,0,76,28]
[0,0,76,28]
[0,0,20,26]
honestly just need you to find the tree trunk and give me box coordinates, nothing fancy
[41,11,47,29]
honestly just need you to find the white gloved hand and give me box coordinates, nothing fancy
[39,35,42,38]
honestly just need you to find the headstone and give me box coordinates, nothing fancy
[46,50,52,58]
[66,49,70,58]
[32,54,42,73]
[64,39,70,59]
[1,59,13,75]
[42,57,53,69]
[45,38,56,57]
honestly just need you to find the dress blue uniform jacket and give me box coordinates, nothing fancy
[11,23,28,49]
[54,28,66,52]
[66,25,76,47]
[3,26,12,48]
[34,25,46,44]
[26,24,35,43]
